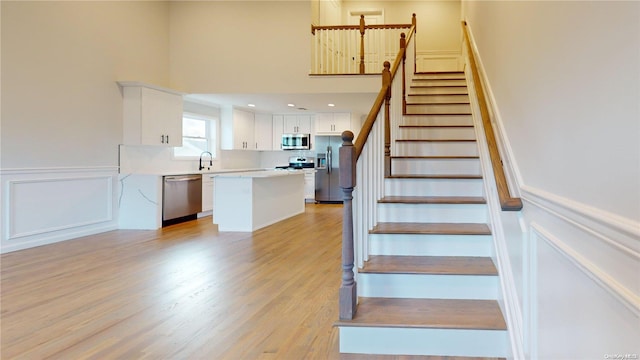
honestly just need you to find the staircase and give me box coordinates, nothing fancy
[336,71,508,358]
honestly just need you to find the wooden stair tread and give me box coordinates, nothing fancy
[396,139,476,142]
[399,125,474,128]
[379,196,486,204]
[416,71,465,75]
[371,222,491,235]
[406,102,470,105]
[392,155,479,159]
[361,255,497,275]
[404,114,473,116]
[341,354,505,360]
[410,85,468,88]
[403,113,472,116]
[335,297,506,330]
[387,174,483,179]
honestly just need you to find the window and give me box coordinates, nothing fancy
[173,114,216,158]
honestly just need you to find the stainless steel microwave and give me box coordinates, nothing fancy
[282,133,311,150]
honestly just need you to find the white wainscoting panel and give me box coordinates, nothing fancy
[416,51,463,73]
[1,167,118,253]
[530,223,640,359]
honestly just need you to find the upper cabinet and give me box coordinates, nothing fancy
[283,114,312,134]
[315,112,352,136]
[119,82,184,147]
[273,114,315,150]
[254,113,273,151]
[221,107,255,150]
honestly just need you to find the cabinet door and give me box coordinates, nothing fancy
[233,108,255,150]
[315,113,350,135]
[332,113,351,134]
[254,113,273,150]
[202,175,214,212]
[315,113,334,134]
[272,115,284,150]
[283,115,299,133]
[296,115,312,134]
[140,87,183,146]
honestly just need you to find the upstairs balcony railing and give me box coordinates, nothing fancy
[311,14,416,75]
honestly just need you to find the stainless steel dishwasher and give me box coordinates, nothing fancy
[163,175,202,226]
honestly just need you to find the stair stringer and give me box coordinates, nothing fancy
[465,59,525,360]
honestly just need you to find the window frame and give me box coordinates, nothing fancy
[172,112,217,160]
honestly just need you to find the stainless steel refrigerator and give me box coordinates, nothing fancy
[315,136,342,203]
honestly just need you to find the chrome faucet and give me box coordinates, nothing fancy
[199,151,213,171]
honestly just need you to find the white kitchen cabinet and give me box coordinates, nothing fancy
[221,107,255,150]
[202,174,214,213]
[272,115,284,150]
[254,113,273,151]
[119,82,183,147]
[315,112,351,135]
[283,114,312,134]
[304,170,316,202]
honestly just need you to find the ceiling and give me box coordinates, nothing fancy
[185,92,378,116]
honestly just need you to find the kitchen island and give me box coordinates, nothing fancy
[212,170,305,231]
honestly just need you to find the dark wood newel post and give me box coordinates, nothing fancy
[359,15,366,74]
[339,130,357,320]
[383,61,392,177]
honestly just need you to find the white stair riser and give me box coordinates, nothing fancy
[413,73,465,80]
[339,327,507,357]
[411,79,467,87]
[392,158,481,176]
[403,115,473,126]
[369,234,493,257]
[358,273,498,299]
[384,178,485,197]
[377,203,488,223]
[406,94,470,103]
[398,126,476,140]
[410,87,468,95]
[395,142,479,157]
[405,104,471,114]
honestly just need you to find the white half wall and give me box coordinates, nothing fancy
[462,1,640,358]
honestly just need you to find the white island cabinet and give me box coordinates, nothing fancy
[213,170,305,231]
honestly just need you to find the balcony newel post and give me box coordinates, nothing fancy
[383,61,392,177]
[339,130,357,320]
[412,13,417,74]
[359,15,366,74]
[400,32,407,115]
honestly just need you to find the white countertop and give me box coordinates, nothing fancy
[120,168,315,177]
[212,169,306,178]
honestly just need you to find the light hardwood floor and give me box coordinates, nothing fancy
[1,204,346,359]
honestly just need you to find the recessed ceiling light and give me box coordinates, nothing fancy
[328,103,335,107]
[287,103,295,107]
[247,103,255,107]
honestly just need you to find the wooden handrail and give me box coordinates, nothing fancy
[311,23,412,33]
[461,21,523,211]
[354,25,416,159]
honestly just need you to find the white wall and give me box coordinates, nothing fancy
[341,0,462,71]
[1,1,171,169]
[1,1,172,252]
[168,1,378,94]
[462,1,640,358]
